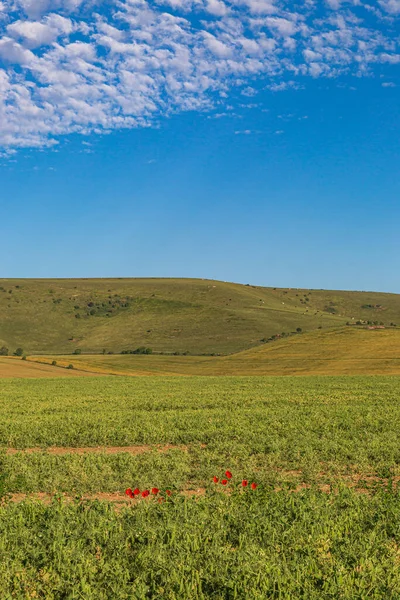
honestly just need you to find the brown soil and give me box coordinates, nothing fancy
[7,489,207,507]
[5,476,398,508]
[6,444,188,456]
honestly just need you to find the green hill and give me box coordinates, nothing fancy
[0,278,399,355]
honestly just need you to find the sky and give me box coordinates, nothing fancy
[0,0,399,292]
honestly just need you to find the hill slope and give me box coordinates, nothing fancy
[0,278,399,354]
[29,327,400,376]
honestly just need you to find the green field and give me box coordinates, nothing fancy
[1,375,400,598]
[1,277,399,355]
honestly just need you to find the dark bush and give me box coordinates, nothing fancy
[14,348,24,357]
[0,346,8,356]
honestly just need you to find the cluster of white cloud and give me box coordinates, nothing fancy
[0,0,398,149]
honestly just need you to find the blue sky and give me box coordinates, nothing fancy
[0,0,399,292]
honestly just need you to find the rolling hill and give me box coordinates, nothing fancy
[26,326,400,376]
[0,278,399,355]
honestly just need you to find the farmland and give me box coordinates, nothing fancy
[1,375,400,597]
[26,326,400,376]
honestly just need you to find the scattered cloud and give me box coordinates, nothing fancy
[0,0,398,149]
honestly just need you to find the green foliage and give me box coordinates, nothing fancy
[1,488,400,598]
[0,472,7,500]
[51,360,57,366]
[13,348,23,357]
[0,346,8,356]
[0,376,400,596]
[121,347,152,355]
[73,349,82,355]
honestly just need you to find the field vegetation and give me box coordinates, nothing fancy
[1,376,400,597]
[26,326,400,377]
[0,278,399,355]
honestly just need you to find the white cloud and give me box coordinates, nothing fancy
[7,15,73,48]
[379,0,400,14]
[0,0,398,149]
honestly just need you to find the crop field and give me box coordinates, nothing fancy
[0,357,99,378]
[1,375,400,598]
[27,326,400,377]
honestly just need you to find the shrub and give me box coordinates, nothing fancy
[67,364,74,370]
[52,360,57,366]
[14,348,24,357]
[22,355,27,361]
[73,349,82,355]
[0,346,8,356]
[296,327,302,333]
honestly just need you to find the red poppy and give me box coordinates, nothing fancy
[251,482,258,490]
[165,490,172,497]
[241,480,248,487]
[141,490,150,498]
[225,470,232,479]
[133,488,140,496]
[151,487,159,495]
[125,488,134,498]
[213,476,219,484]
[221,479,228,485]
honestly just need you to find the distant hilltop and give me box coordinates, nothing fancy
[0,278,399,355]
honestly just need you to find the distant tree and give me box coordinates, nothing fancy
[52,360,57,366]
[22,355,27,361]
[14,348,24,357]
[67,364,74,369]
[296,327,302,333]
[73,349,81,355]
[0,346,8,356]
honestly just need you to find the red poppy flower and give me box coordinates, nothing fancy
[225,470,232,479]
[133,488,140,496]
[151,487,159,495]
[251,482,258,490]
[241,480,248,487]
[125,488,133,498]
[213,476,219,484]
[165,490,172,497]
[141,490,150,498]
[221,479,228,485]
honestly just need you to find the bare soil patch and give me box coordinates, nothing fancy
[5,444,188,456]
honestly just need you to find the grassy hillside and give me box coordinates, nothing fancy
[0,278,399,355]
[29,327,400,376]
